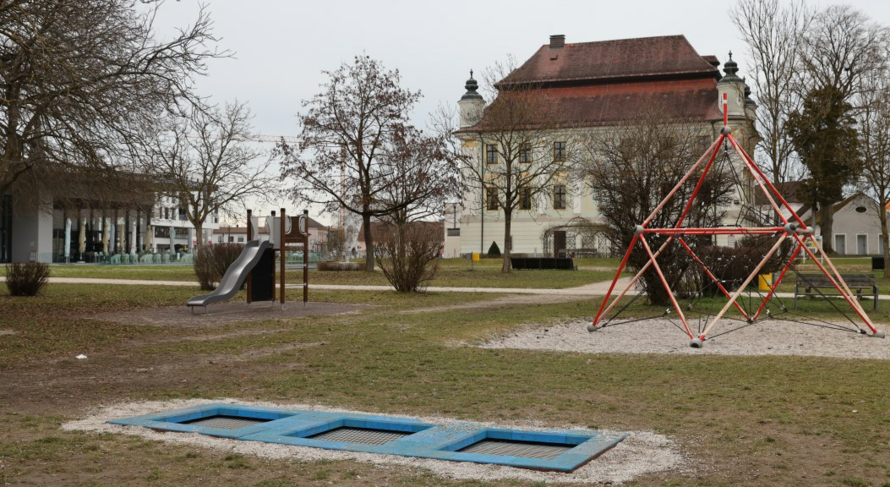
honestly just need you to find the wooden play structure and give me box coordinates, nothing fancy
[246,208,310,309]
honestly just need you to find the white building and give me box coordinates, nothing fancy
[1,186,220,264]
[455,35,757,257]
[149,193,219,253]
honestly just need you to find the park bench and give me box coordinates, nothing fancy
[510,257,575,270]
[794,273,878,310]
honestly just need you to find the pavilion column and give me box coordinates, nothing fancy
[136,209,142,252]
[102,214,109,252]
[78,216,86,261]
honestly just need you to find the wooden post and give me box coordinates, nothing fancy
[303,210,309,307]
[246,209,252,304]
[270,210,276,302]
[280,208,286,309]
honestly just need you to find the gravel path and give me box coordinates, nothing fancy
[63,398,687,485]
[480,319,890,359]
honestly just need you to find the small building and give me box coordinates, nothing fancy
[804,193,884,256]
[357,220,446,255]
[213,215,330,251]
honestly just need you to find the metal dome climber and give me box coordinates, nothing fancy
[588,93,885,348]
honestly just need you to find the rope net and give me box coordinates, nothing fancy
[590,127,883,347]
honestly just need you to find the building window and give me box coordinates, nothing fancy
[486,144,498,164]
[218,236,224,243]
[178,208,187,221]
[519,144,532,164]
[228,236,235,243]
[486,186,498,211]
[163,208,169,219]
[237,236,245,243]
[519,186,532,210]
[553,141,566,162]
[553,184,567,210]
[154,227,170,238]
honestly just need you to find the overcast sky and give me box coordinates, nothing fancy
[151,0,890,225]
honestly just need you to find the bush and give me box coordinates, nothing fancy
[318,261,362,271]
[487,241,501,257]
[5,262,50,296]
[693,236,790,296]
[375,222,442,292]
[194,244,245,290]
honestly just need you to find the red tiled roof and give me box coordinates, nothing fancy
[466,78,723,131]
[461,36,729,131]
[754,181,806,205]
[212,216,327,235]
[499,35,720,87]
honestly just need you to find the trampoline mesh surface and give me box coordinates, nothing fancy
[181,416,270,430]
[306,427,411,445]
[459,439,573,459]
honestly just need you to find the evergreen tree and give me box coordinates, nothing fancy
[787,85,861,254]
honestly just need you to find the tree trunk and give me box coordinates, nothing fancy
[362,213,375,271]
[821,203,835,254]
[881,203,890,279]
[194,222,204,249]
[501,210,512,273]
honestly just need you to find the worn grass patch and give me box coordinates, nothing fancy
[1,284,889,486]
[21,261,615,289]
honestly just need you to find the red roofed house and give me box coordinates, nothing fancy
[455,35,757,256]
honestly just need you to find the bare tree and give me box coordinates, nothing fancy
[800,6,888,102]
[0,0,224,206]
[794,6,888,253]
[276,56,460,271]
[580,110,734,306]
[858,71,890,277]
[458,59,577,273]
[730,0,813,184]
[147,101,275,248]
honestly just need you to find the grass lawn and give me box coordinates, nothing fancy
[25,261,616,289]
[1,283,890,486]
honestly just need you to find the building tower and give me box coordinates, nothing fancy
[458,70,484,129]
[716,52,747,123]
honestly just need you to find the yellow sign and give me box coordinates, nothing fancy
[472,252,480,262]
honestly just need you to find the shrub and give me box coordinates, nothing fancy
[375,222,442,292]
[5,262,50,296]
[194,244,245,290]
[487,241,501,257]
[318,261,362,271]
[692,236,790,296]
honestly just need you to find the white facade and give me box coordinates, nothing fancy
[455,48,756,257]
[801,193,885,256]
[150,194,219,252]
[443,202,461,258]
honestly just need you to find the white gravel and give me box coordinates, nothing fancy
[62,398,687,485]
[480,318,890,359]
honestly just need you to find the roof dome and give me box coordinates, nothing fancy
[718,51,743,85]
[461,70,483,101]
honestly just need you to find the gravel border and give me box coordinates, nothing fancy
[62,398,687,484]
[479,318,889,359]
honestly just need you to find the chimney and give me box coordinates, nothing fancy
[549,35,565,49]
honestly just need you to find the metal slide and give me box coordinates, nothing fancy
[187,240,272,313]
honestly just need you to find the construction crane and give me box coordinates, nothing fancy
[184,134,300,144]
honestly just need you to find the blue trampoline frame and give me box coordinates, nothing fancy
[110,403,626,472]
